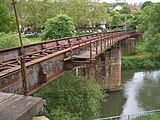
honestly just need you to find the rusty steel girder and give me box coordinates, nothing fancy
[0,30,139,95]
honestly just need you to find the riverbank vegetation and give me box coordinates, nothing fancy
[122,41,160,69]
[122,2,160,70]
[122,53,160,69]
[33,71,106,120]
[133,114,160,120]
[0,33,42,49]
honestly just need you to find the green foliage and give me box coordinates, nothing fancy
[120,5,131,14]
[135,42,145,53]
[16,0,54,32]
[122,53,160,69]
[87,2,111,28]
[48,107,80,120]
[22,36,42,45]
[133,114,160,120]
[9,0,111,32]
[109,10,123,28]
[112,2,127,8]
[138,3,160,52]
[111,27,123,32]
[0,33,42,50]
[33,71,106,120]
[127,11,142,30]
[0,33,19,49]
[41,14,75,40]
[141,1,152,10]
[0,4,16,33]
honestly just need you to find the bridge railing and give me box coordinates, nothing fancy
[0,30,136,74]
[96,109,160,120]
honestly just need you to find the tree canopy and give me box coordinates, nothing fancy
[127,11,141,30]
[33,71,106,120]
[141,1,152,10]
[0,4,16,33]
[138,3,160,52]
[41,14,75,40]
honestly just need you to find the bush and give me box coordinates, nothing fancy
[33,71,106,120]
[0,33,20,49]
[41,14,75,40]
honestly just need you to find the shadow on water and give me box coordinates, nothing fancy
[101,69,160,118]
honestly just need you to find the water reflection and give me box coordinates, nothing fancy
[101,70,160,117]
[122,72,145,115]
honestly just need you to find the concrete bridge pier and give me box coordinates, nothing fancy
[75,45,121,91]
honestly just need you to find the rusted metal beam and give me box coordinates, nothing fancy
[11,0,28,95]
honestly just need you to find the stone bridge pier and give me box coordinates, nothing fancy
[120,38,136,54]
[75,35,140,91]
[75,45,121,91]
[120,34,143,54]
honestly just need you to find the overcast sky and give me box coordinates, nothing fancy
[100,0,160,3]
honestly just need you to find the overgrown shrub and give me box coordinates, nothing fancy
[33,71,106,120]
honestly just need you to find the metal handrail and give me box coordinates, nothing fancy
[96,109,160,120]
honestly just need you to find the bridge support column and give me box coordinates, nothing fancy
[79,45,121,91]
[120,38,136,54]
[103,46,121,91]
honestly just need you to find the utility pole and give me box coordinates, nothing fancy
[125,16,127,32]
[11,0,28,95]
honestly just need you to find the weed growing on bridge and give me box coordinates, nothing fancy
[33,71,106,120]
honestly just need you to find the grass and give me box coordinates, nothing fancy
[22,35,42,45]
[123,52,152,59]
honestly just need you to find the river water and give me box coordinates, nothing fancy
[101,69,160,117]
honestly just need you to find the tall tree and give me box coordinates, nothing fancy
[120,5,131,14]
[41,14,75,40]
[17,0,54,32]
[87,2,111,29]
[0,4,16,33]
[138,3,160,52]
[141,1,152,10]
[127,11,141,30]
[66,0,88,29]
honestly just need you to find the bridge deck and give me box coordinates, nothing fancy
[72,42,112,59]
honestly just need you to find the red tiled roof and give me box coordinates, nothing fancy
[130,6,140,11]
